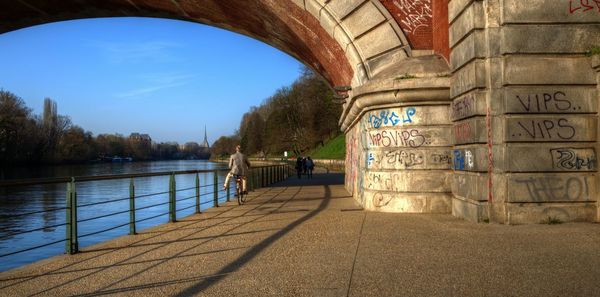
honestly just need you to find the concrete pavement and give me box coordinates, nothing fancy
[0,173,599,296]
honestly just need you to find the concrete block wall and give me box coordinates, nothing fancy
[346,97,454,212]
[449,0,600,223]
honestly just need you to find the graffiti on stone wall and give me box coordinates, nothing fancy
[453,149,475,171]
[392,0,432,33]
[345,133,357,194]
[367,107,416,129]
[372,192,393,208]
[368,129,428,148]
[365,171,447,192]
[550,148,597,171]
[451,95,475,119]
[569,0,600,13]
[454,121,474,143]
[511,119,576,140]
[515,91,581,112]
[514,176,591,202]
[368,149,451,169]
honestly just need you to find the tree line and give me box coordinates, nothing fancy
[0,90,205,166]
[211,68,342,158]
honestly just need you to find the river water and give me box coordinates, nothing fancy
[0,160,230,272]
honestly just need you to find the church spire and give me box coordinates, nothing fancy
[201,125,210,148]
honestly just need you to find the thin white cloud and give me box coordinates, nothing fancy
[116,72,196,98]
[85,40,183,64]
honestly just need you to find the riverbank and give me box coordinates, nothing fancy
[2,175,599,296]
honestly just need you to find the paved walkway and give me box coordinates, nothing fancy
[1,174,599,296]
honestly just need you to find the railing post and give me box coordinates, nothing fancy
[255,168,260,189]
[65,180,71,254]
[169,173,176,222]
[249,169,254,192]
[65,177,78,254]
[213,171,218,207]
[195,173,201,213]
[129,178,136,235]
[226,176,230,202]
[261,167,265,187]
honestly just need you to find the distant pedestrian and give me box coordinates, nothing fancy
[306,156,314,179]
[302,157,307,174]
[295,157,303,179]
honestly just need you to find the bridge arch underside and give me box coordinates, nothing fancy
[2,0,598,224]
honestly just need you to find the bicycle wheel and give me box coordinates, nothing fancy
[237,183,243,205]
[241,189,246,203]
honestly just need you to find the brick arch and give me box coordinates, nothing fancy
[0,1,450,88]
[0,0,354,87]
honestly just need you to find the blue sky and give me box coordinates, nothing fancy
[0,17,303,144]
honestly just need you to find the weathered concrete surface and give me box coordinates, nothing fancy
[449,0,600,223]
[1,176,599,296]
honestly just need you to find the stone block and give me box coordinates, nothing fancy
[290,0,305,9]
[452,145,488,172]
[505,202,597,224]
[332,21,352,47]
[327,0,366,19]
[503,56,597,85]
[450,30,484,71]
[506,115,597,142]
[501,25,600,54]
[504,86,598,114]
[364,47,408,78]
[342,1,385,37]
[451,90,486,121]
[452,196,489,223]
[450,60,486,98]
[507,144,597,172]
[508,173,597,203]
[363,105,450,130]
[449,1,484,47]
[451,171,489,201]
[355,23,402,59]
[363,191,452,213]
[367,126,453,148]
[305,0,323,20]
[366,148,452,170]
[364,170,452,192]
[453,117,487,144]
[449,0,478,23]
[502,0,600,24]
[319,8,338,37]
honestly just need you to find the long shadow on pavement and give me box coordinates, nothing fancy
[173,184,333,296]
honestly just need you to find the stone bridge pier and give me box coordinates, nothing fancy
[0,0,598,223]
[340,0,600,224]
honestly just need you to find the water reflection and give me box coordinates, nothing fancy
[0,160,229,272]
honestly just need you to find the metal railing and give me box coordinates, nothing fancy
[0,164,290,258]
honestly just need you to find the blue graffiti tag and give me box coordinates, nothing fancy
[368,153,375,166]
[368,111,386,128]
[369,108,416,128]
[389,112,400,126]
[403,107,416,123]
[453,150,465,170]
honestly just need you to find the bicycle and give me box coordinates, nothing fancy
[234,174,246,205]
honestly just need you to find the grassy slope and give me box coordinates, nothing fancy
[306,134,345,160]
